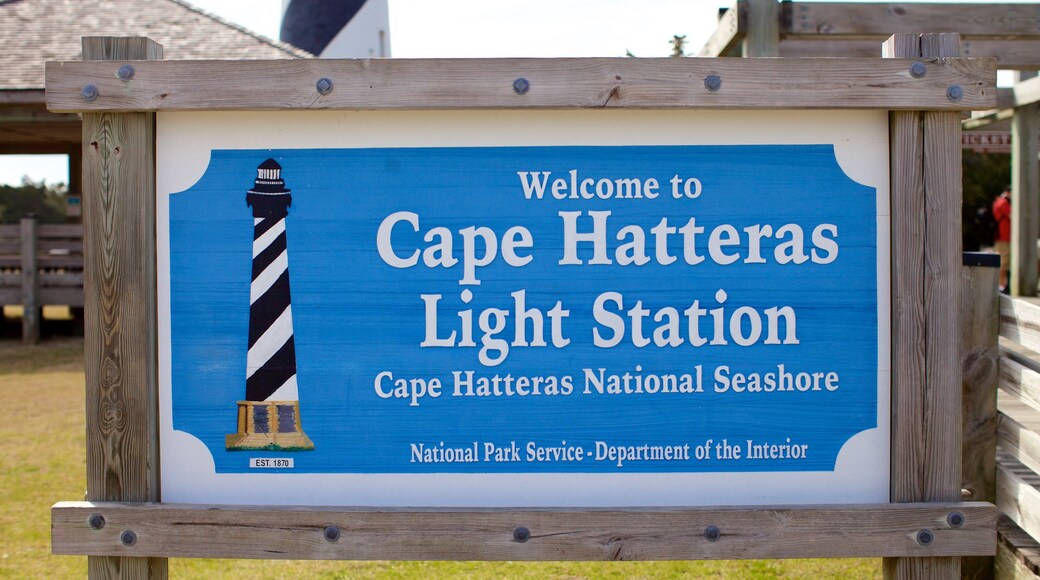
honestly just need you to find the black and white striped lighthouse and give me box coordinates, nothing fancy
[226,159,314,451]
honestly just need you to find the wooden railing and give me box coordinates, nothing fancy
[0,217,84,343]
[993,287,1040,577]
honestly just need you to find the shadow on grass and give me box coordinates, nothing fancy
[0,336,83,374]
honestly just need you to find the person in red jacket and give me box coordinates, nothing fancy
[993,186,1012,293]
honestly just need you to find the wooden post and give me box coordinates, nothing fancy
[960,252,1000,580]
[884,32,964,579]
[68,144,82,201]
[68,145,84,335]
[1011,71,1040,297]
[81,36,166,580]
[20,216,39,344]
[743,0,779,57]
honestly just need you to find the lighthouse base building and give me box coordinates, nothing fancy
[226,400,314,451]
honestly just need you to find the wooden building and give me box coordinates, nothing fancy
[0,0,311,342]
[0,0,310,189]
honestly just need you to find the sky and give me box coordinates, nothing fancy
[0,0,1030,187]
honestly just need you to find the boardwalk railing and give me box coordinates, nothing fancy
[0,217,84,343]
[993,288,1040,577]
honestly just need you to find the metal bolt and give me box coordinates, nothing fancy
[947,85,964,102]
[87,513,105,530]
[512,78,530,95]
[704,75,722,92]
[120,530,137,546]
[513,526,530,543]
[81,84,98,102]
[947,511,964,528]
[704,525,721,542]
[117,64,135,81]
[916,529,934,546]
[323,525,341,542]
[909,61,927,78]
[316,78,334,96]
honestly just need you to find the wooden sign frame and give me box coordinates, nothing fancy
[46,34,997,579]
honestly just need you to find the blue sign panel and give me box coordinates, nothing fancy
[169,144,877,475]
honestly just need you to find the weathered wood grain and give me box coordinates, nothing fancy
[961,260,1000,580]
[44,57,996,113]
[783,3,1040,38]
[697,1,746,57]
[924,33,966,580]
[80,36,166,580]
[743,0,780,57]
[921,28,965,500]
[884,32,964,580]
[886,29,925,506]
[777,38,1040,70]
[51,501,996,561]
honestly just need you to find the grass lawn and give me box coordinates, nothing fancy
[0,337,881,578]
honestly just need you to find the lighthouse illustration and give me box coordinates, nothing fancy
[226,159,315,451]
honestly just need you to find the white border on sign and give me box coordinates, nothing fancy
[157,110,891,507]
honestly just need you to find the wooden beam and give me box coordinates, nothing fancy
[696,1,746,57]
[783,3,1040,39]
[44,57,997,112]
[80,36,166,580]
[922,29,966,502]
[997,514,1040,577]
[778,37,1040,70]
[960,257,999,578]
[962,108,1014,131]
[884,32,965,580]
[998,396,1040,481]
[997,455,1040,546]
[743,0,779,57]
[1011,71,1039,297]
[1014,76,1040,109]
[961,39,1040,71]
[0,143,79,155]
[1000,296,1040,352]
[51,501,996,561]
[1001,354,1040,417]
[37,224,84,237]
[0,89,46,104]
[0,104,79,124]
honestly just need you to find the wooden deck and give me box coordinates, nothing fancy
[0,218,83,342]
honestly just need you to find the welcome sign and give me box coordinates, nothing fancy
[157,110,890,506]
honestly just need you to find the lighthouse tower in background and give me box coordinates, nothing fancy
[280,0,390,58]
[226,159,314,452]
